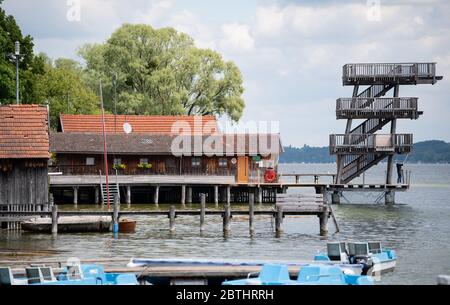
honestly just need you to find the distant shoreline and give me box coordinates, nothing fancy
[280,140,450,164]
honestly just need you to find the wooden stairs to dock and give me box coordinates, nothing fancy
[99,171,120,205]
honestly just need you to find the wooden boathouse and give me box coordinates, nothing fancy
[49,114,283,205]
[0,105,50,229]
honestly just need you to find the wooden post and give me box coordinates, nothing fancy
[113,195,120,233]
[73,186,78,206]
[223,201,231,233]
[275,207,283,234]
[249,193,255,234]
[94,186,100,205]
[51,205,58,234]
[258,187,263,204]
[48,193,54,212]
[226,186,231,205]
[319,208,329,237]
[200,193,206,232]
[181,185,186,205]
[385,190,395,205]
[169,205,176,232]
[154,185,160,206]
[214,186,219,206]
[187,187,192,204]
[331,191,341,205]
[126,186,131,206]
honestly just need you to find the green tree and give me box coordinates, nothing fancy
[35,57,100,128]
[79,24,245,121]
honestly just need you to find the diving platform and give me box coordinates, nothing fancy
[329,134,413,155]
[343,63,443,85]
[336,97,421,120]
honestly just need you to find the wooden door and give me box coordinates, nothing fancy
[237,156,249,183]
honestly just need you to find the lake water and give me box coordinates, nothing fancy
[1,163,449,285]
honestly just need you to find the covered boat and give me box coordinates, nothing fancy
[222,264,373,285]
[0,264,138,285]
[21,216,112,233]
[128,257,364,275]
[314,242,396,275]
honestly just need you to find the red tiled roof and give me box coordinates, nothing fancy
[0,105,50,159]
[60,114,219,134]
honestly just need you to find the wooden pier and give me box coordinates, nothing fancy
[0,191,334,236]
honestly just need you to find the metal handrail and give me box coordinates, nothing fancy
[336,97,418,111]
[343,63,436,79]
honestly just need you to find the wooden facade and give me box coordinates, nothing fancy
[0,105,50,219]
[0,159,48,206]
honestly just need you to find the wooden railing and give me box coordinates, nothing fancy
[343,63,436,79]
[330,134,413,154]
[49,165,236,177]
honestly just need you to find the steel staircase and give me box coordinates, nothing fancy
[331,62,442,185]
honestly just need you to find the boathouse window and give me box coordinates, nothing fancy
[139,158,149,165]
[113,158,122,166]
[86,157,95,166]
[166,158,176,168]
[218,158,228,167]
[192,158,201,167]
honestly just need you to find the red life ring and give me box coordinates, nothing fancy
[264,169,277,183]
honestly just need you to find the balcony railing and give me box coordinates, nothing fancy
[336,97,420,119]
[330,134,413,155]
[343,63,440,85]
[49,165,236,177]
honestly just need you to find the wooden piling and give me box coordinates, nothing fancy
[249,193,255,234]
[113,195,120,233]
[73,187,78,206]
[126,186,131,206]
[169,206,176,232]
[187,187,192,204]
[226,186,231,205]
[214,186,219,207]
[319,208,329,236]
[223,202,231,233]
[51,205,58,234]
[275,207,283,234]
[154,186,160,206]
[94,186,100,205]
[181,185,186,206]
[200,194,206,232]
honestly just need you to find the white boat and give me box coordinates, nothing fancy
[314,242,397,275]
[128,258,364,275]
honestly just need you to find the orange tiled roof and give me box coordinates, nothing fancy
[0,105,50,159]
[60,114,219,134]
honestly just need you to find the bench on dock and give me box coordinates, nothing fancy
[276,193,326,213]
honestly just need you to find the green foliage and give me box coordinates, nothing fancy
[34,57,100,128]
[79,24,245,121]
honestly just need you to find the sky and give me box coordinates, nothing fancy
[2,0,450,147]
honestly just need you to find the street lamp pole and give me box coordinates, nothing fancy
[11,41,24,105]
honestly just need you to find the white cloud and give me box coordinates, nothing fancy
[220,23,255,53]
[255,5,284,36]
[168,10,217,50]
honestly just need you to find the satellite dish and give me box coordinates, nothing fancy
[123,122,133,134]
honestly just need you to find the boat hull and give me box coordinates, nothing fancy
[21,217,111,233]
[119,220,136,233]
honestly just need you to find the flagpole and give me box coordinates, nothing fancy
[100,81,111,210]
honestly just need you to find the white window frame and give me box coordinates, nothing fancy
[86,157,95,166]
